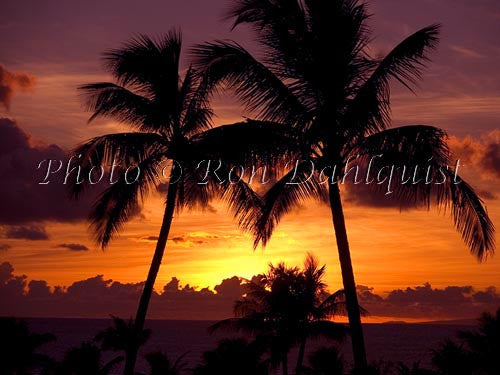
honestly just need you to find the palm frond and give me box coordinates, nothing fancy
[344,24,440,137]
[218,165,264,233]
[103,31,182,93]
[89,155,162,248]
[356,125,494,260]
[317,290,349,318]
[68,132,165,199]
[180,69,214,136]
[252,164,328,248]
[440,170,495,260]
[99,355,124,375]
[79,82,152,128]
[192,40,311,125]
[208,316,270,335]
[306,320,349,341]
[191,119,300,168]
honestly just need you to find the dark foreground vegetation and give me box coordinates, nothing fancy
[1,257,499,375]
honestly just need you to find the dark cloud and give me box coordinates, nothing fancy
[343,182,417,209]
[142,236,159,241]
[0,262,14,284]
[450,132,500,180]
[0,118,96,225]
[481,143,500,178]
[4,225,49,240]
[0,262,247,320]
[358,283,500,320]
[169,233,219,246]
[445,133,500,201]
[0,244,11,251]
[477,189,497,200]
[0,65,35,109]
[56,243,89,251]
[1,262,499,321]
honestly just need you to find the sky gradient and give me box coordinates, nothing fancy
[1,0,500,321]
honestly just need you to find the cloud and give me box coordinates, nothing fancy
[358,283,500,320]
[0,262,247,320]
[0,118,97,225]
[141,236,159,241]
[1,262,499,321]
[0,65,36,109]
[56,243,89,251]
[343,182,418,209]
[0,244,11,251]
[4,225,49,240]
[450,45,484,59]
[448,131,500,197]
[169,232,220,247]
[481,142,500,179]
[0,262,14,284]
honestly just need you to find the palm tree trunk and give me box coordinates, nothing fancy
[282,353,288,375]
[124,180,179,375]
[295,337,307,375]
[328,183,367,370]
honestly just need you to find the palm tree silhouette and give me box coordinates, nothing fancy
[194,0,495,368]
[458,308,500,373]
[0,317,55,375]
[211,254,348,375]
[71,31,278,375]
[295,254,352,375]
[44,342,123,375]
[193,338,269,375]
[432,307,500,374]
[141,351,188,375]
[94,316,151,358]
[304,346,345,375]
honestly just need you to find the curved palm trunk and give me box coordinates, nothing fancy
[124,181,179,375]
[295,337,307,375]
[328,184,367,370]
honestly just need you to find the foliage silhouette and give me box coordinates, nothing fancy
[94,316,152,354]
[193,0,495,368]
[193,338,268,375]
[210,254,349,375]
[432,307,500,374]
[72,30,282,374]
[304,346,344,375]
[0,317,55,375]
[140,351,188,375]
[43,342,123,375]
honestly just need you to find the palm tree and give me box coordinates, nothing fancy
[94,316,151,357]
[304,346,345,375]
[458,308,500,373]
[142,351,188,375]
[0,317,55,375]
[210,255,348,375]
[71,31,282,375]
[193,338,269,375]
[295,254,351,375]
[44,342,123,375]
[431,340,473,375]
[431,307,500,374]
[193,0,495,368]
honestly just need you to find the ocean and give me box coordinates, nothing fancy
[27,318,470,373]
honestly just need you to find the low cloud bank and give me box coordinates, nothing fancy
[1,262,499,321]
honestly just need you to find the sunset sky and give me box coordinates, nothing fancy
[1,0,500,321]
